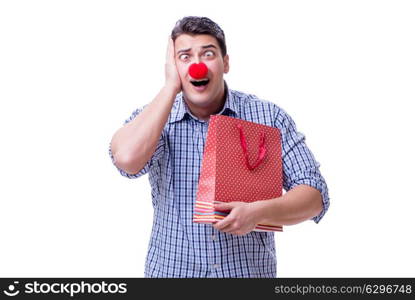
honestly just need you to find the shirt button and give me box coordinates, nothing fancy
[213,264,219,269]
[212,234,216,241]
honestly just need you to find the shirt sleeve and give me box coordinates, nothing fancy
[274,107,330,223]
[108,106,165,179]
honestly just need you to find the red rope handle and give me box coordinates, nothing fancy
[237,124,266,170]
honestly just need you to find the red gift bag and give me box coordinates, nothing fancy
[193,115,283,232]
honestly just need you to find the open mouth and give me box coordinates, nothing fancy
[190,79,210,87]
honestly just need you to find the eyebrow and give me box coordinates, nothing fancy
[201,44,217,50]
[177,48,191,55]
[177,44,218,55]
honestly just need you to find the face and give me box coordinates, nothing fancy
[174,34,229,108]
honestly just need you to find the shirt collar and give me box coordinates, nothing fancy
[168,81,238,124]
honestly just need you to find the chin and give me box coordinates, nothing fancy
[184,94,212,107]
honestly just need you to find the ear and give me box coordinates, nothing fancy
[223,54,230,74]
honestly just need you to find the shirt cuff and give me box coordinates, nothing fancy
[289,178,330,224]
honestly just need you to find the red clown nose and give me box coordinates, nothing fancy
[189,63,208,79]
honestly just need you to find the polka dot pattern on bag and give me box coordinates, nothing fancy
[194,115,283,231]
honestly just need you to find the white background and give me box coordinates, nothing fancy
[1,0,414,277]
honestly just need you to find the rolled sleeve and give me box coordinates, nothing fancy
[108,106,165,179]
[274,107,330,223]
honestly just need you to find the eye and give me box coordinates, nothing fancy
[179,54,189,61]
[204,50,214,57]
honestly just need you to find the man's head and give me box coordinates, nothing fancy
[171,17,229,114]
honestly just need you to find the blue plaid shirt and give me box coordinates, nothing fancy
[109,83,330,278]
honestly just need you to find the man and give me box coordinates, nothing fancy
[109,16,330,278]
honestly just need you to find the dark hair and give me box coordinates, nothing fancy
[171,16,227,57]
